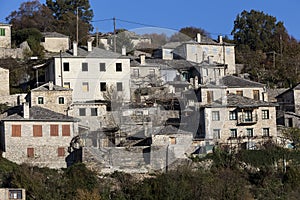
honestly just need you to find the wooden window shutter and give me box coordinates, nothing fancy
[33,125,42,137]
[62,125,70,136]
[27,147,34,157]
[57,147,65,157]
[50,125,59,136]
[12,125,21,137]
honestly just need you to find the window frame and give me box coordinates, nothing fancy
[63,82,70,88]
[262,110,269,119]
[27,147,34,158]
[38,96,44,104]
[82,82,89,92]
[100,63,106,71]
[50,124,59,136]
[213,129,220,139]
[58,97,65,104]
[58,147,65,157]
[63,62,70,71]
[116,63,122,72]
[212,111,220,121]
[62,124,70,136]
[0,28,5,36]
[116,82,123,91]
[229,111,237,120]
[12,125,21,137]
[100,82,107,91]
[246,128,254,137]
[79,108,86,116]
[263,128,270,137]
[33,125,43,137]
[230,129,237,138]
[82,62,88,71]
[91,108,98,116]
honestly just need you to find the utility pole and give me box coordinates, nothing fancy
[76,7,79,44]
[113,17,116,52]
[96,27,99,47]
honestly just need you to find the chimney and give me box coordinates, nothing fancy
[121,46,126,56]
[194,76,199,89]
[23,102,30,119]
[73,42,77,56]
[140,54,146,65]
[87,40,92,52]
[221,95,227,105]
[49,81,54,91]
[197,33,201,43]
[218,35,223,44]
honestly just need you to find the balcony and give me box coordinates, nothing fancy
[237,114,258,125]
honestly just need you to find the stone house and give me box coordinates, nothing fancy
[45,41,131,102]
[0,23,11,49]
[0,188,26,200]
[201,94,277,149]
[0,103,80,169]
[41,32,69,53]
[29,81,72,115]
[0,66,9,96]
[172,34,236,75]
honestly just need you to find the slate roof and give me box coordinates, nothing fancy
[54,46,127,59]
[3,106,79,122]
[162,42,182,49]
[221,75,265,88]
[42,32,68,38]
[131,58,198,70]
[206,93,276,108]
[155,125,192,135]
[31,82,72,91]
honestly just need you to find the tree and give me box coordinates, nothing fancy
[109,31,134,54]
[46,0,94,43]
[6,0,55,32]
[282,127,300,149]
[169,26,210,42]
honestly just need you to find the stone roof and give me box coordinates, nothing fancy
[162,42,182,49]
[54,46,127,59]
[221,75,265,88]
[31,82,72,91]
[3,106,79,122]
[207,93,276,108]
[131,58,197,69]
[267,88,289,102]
[42,32,69,38]
[155,125,192,135]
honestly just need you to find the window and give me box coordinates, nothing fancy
[58,147,65,157]
[207,91,214,103]
[230,129,237,138]
[100,63,106,71]
[117,82,123,91]
[253,90,260,100]
[212,111,220,121]
[79,108,86,116]
[149,69,155,77]
[247,128,254,137]
[100,82,107,91]
[236,90,243,96]
[244,110,253,121]
[170,137,176,145]
[287,118,293,127]
[38,97,44,104]
[9,189,22,199]
[50,125,59,136]
[116,63,122,71]
[62,124,70,136]
[91,108,98,116]
[27,147,34,157]
[12,125,21,137]
[64,82,70,88]
[33,125,42,137]
[58,97,64,104]
[82,82,89,92]
[263,128,270,137]
[82,62,88,71]
[63,62,70,71]
[229,111,237,120]
[262,110,269,119]
[133,69,139,78]
[0,28,5,36]
[213,129,220,139]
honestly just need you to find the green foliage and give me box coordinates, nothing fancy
[282,127,300,149]
[109,31,134,54]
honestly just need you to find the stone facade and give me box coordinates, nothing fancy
[0,67,9,96]
[0,24,11,49]
[0,188,26,200]
[30,82,73,115]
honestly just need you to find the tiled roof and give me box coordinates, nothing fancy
[42,32,68,38]
[31,82,72,91]
[3,106,79,122]
[54,46,127,59]
[221,75,265,88]
[131,58,198,69]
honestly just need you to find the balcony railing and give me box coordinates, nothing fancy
[237,114,258,124]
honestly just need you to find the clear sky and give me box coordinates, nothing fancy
[1,0,300,40]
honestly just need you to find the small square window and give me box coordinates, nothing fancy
[82,82,89,92]
[230,129,237,138]
[100,63,106,71]
[63,63,70,71]
[0,28,5,36]
[50,124,59,136]
[33,125,43,137]
[133,69,139,78]
[12,125,21,137]
[212,111,220,121]
[263,128,270,137]
[247,128,254,137]
[64,82,70,88]
[38,97,44,104]
[9,189,22,199]
[236,90,243,96]
[100,82,107,91]
[91,108,98,116]
[116,63,122,71]
[58,147,65,157]
[82,63,88,71]
[58,97,64,104]
[213,129,220,139]
[62,124,70,136]
[117,82,122,91]
[79,108,86,116]
[262,110,269,119]
[27,147,34,157]
[229,111,237,120]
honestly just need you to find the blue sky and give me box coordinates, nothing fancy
[1,0,300,40]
